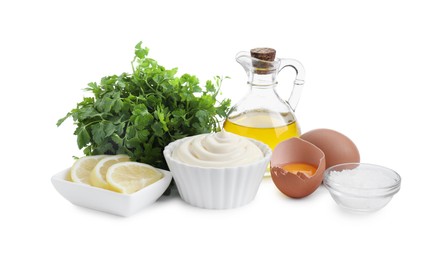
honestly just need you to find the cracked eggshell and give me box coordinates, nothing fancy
[301,129,360,169]
[270,138,326,198]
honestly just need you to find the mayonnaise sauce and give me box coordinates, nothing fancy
[172,130,264,167]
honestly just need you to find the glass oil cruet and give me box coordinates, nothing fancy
[223,48,305,152]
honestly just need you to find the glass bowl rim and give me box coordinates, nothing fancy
[323,162,401,194]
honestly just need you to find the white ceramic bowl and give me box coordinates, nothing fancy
[51,167,172,217]
[163,136,271,210]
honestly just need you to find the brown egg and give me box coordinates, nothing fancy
[301,129,360,169]
[270,138,326,198]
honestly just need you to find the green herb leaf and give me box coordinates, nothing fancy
[76,126,91,149]
[56,112,71,126]
[135,41,149,59]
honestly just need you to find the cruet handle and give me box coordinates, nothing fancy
[278,58,305,111]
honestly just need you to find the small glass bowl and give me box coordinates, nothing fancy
[323,163,401,212]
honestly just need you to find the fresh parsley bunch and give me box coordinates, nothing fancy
[57,42,231,170]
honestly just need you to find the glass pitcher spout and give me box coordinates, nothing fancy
[235,51,253,77]
[236,51,280,86]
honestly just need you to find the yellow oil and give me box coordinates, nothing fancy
[223,110,300,151]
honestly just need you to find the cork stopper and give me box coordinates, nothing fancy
[250,48,276,61]
[250,48,276,74]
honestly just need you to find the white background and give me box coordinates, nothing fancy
[1,0,446,259]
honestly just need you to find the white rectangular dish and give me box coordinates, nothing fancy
[51,167,172,217]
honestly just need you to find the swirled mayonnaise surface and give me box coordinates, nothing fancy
[172,130,264,167]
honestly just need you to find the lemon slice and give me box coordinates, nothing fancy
[106,162,163,194]
[70,155,108,185]
[90,154,130,189]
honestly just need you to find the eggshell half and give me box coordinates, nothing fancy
[301,129,360,169]
[270,138,326,198]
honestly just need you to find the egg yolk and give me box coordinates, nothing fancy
[281,163,317,177]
